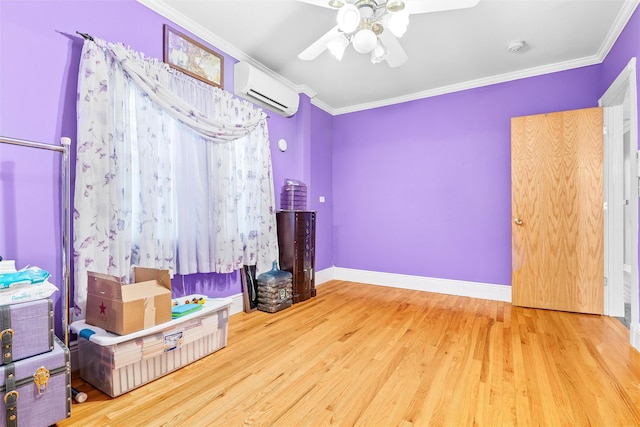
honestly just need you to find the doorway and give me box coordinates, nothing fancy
[599,57,639,349]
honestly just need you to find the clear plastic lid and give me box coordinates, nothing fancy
[257,261,292,284]
[284,178,306,187]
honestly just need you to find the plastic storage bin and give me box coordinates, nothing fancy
[257,262,293,313]
[70,296,231,397]
[280,178,307,210]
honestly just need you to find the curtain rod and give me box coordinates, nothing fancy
[0,136,66,153]
[76,31,94,41]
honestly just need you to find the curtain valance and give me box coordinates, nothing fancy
[93,38,266,142]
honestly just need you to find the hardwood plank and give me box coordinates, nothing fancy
[58,280,640,426]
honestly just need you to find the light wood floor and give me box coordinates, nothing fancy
[58,280,640,426]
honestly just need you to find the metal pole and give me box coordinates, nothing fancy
[60,137,71,348]
[0,136,66,153]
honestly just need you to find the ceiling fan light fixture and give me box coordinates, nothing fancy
[327,34,350,60]
[328,0,345,8]
[371,21,384,35]
[353,28,377,53]
[371,40,387,63]
[387,9,409,37]
[337,4,361,33]
[386,0,405,13]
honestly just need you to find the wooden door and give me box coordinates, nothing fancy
[511,107,604,314]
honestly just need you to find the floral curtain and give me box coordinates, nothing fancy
[73,38,278,319]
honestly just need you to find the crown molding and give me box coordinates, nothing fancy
[329,54,602,115]
[310,97,334,114]
[136,0,316,100]
[596,0,640,61]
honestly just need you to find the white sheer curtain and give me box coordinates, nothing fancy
[74,38,278,319]
[168,70,276,273]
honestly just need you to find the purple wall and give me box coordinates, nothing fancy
[332,66,602,286]
[267,94,334,271]
[309,104,334,270]
[269,99,306,196]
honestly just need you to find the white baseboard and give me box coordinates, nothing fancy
[319,266,512,302]
[235,267,510,305]
[631,323,640,352]
[229,293,244,316]
[315,267,335,286]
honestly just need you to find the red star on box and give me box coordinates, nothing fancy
[99,302,106,314]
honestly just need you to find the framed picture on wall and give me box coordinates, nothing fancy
[163,24,224,88]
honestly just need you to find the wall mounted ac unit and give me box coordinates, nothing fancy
[234,61,299,118]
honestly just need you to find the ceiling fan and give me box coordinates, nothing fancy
[297,0,480,67]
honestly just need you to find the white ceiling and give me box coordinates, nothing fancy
[139,0,639,115]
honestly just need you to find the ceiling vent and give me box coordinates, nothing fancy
[234,62,299,117]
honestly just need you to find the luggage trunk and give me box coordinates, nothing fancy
[0,337,70,427]
[0,299,54,364]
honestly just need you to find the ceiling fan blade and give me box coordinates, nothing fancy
[405,0,480,14]
[379,30,408,68]
[298,26,341,61]
[295,0,335,9]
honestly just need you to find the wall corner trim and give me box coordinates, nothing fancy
[315,267,336,287]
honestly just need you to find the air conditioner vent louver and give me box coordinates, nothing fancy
[234,62,299,117]
[247,89,289,111]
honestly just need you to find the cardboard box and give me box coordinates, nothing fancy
[86,267,172,335]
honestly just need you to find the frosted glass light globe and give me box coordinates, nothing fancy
[337,4,360,33]
[327,34,349,60]
[388,10,410,38]
[353,29,377,53]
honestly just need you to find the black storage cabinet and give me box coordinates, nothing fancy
[276,210,316,303]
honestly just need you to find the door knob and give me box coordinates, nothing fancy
[514,218,524,226]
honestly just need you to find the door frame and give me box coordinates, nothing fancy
[599,57,639,350]
[603,105,624,317]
